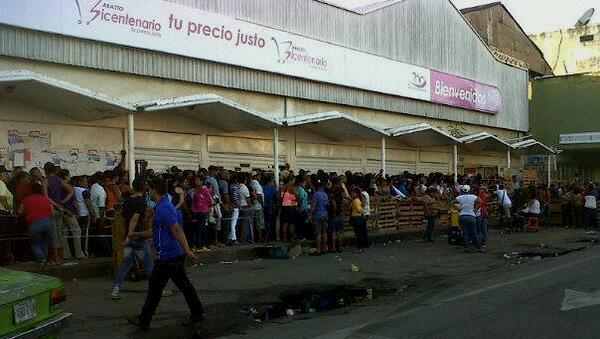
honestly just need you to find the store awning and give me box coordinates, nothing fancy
[511,139,557,155]
[138,94,280,132]
[0,70,135,121]
[459,132,514,152]
[282,111,388,141]
[388,123,461,147]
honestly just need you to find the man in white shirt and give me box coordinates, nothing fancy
[74,176,97,256]
[455,185,483,253]
[74,177,96,220]
[361,190,371,217]
[90,179,107,218]
[85,173,107,255]
[249,171,265,242]
[238,174,252,243]
[513,192,542,232]
[523,196,542,216]
[494,185,512,219]
[584,184,598,228]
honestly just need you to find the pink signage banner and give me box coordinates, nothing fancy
[430,71,502,114]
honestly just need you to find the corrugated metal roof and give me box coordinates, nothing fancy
[459,132,514,152]
[283,111,388,140]
[0,70,134,120]
[139,94,280,132]
[459,2,502,14]
[511,139,557,155]
[388,123,462,147]
[315,0,405,14]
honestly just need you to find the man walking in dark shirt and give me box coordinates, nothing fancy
[127,179,204,330]
[111,179,153,299]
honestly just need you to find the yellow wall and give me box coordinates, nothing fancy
[530,25,600,75]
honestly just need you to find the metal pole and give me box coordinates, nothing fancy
[547,155,551,188]
[453,144,458,184]
[273,127,280,189]
[381,137,387,177]
[127,113,135,185]
[273,127,281,242]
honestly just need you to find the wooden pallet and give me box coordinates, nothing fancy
[341,197,461,232]
[396,200,425,229]
[372,198,398,230]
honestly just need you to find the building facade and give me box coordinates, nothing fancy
[530,73,600,182]
[529,23,600,183]
[461,2,553,77]
[530,24,600,76]
[0,0,529,178]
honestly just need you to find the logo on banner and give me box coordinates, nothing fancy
[271,37,328,71]
[408,72,428,91]
[73,0,162,36]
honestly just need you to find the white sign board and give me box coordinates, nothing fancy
[0,0,501,114]
[559,132,600,145]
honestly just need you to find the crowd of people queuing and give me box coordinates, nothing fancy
[557,176,600,229]
[2,149,600,267]
[0,154,130,266]
[4,156,600,330]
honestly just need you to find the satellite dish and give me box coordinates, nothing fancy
[575,8,595,27]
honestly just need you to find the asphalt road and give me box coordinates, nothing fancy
[231,245,600,339]
[57,229,598,338]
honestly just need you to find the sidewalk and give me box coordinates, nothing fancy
[6,227,440,280]
[57,227,598,339]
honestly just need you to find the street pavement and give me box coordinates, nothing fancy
[58,228,600,338]
[231,238,600,339]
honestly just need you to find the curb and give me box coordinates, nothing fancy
[9,229,435,281]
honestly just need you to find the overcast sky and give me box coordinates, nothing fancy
[450,0,600,34]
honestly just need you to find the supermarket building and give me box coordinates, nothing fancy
[0,0,547,179]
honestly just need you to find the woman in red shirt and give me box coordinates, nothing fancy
[18,182,55,265]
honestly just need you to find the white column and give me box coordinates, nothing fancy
[381,137,387,176]
[453,144,458,184]
[507,150,512,169]
[273,127,280,190]
[127,113,135,184]
[547,155,551,188]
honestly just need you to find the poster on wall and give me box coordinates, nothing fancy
[87,150,101,162]
[8,130,43,167]
[106,151,117,167]
[13,152,25,167]
[5,129,120,175]
[0,147,9,168]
